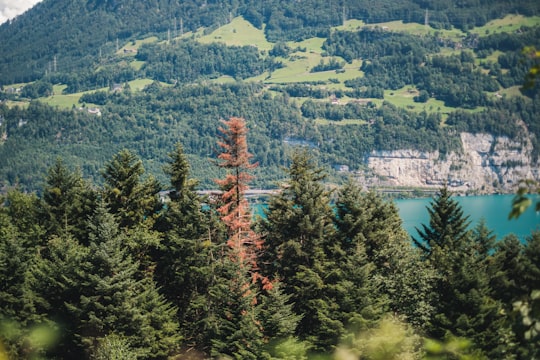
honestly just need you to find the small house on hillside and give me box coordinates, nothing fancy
[87,108,101,116]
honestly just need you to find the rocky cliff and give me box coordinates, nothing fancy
[366,132,539,194]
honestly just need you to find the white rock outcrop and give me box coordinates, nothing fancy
[367,132,539,193]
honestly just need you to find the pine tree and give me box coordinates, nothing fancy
[0,211,38,359]
[25,235,89,358]
[521,232,540,294]
[472,218,497,260]
[204,117,266,357]
[214,117,264,281]
[491,234,526,305]
[3,190,46,246]
[42,158,97,241]
[102,149,162,229]
[154,142,224,349]
[206,255,265,359]
[413,185,471,258]
[163,142,192,202]
[415,187,512,357]
[76,202,181,358]
[335,182,435,329]
[261,149,335,281]
[260,149,345,351]
[258,281,301,341]
[491,233,540,358]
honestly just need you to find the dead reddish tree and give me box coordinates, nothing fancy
[215,117,270,289]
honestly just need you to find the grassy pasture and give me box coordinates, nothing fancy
[38,79,156,109]
[333,19,365,32]
[130,60,145,71]
[478,50,504,64]
[210,75,237,84]
[382,86,485,118]
[469,14,540,35]
[127,78,155,91]
[290,37,326,53]
[41,84,85,108]
[41,94,82,108]
[498,85,525,98]
[363,20,465,40]
[4,100,29,109]
[117,36,159,56]
[197,17,273,51]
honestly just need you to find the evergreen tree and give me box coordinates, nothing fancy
[203,117,267,358]
[258,281,301,342]
[491,234,526,305]
[0,210,38,359]
[163,142,192,202]
[25,235,89,358]
[42,158,97,242]
[260,149,347,351]
[472,218,497,260]
[415,187,513,357]
[513,232,540,357]
[0,192,49,356]
[521,232,540,294]
[154,142,224,349]
[206,255,265,359]
[102,149,162,229]
[261,149,335,281]
[413,185,471,258]
[3,190,46,247]
[75,202,181,358]
[335,182,435,329]
[101,150,163,272]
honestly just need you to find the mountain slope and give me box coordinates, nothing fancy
[0,1,539,192]
[1,0,539,84]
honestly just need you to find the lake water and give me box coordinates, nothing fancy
[395,194,540,241]
[253,194,539,241]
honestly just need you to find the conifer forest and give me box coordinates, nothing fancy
[1,117,539,359]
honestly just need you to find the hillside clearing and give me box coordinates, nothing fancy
[196,16,273,50]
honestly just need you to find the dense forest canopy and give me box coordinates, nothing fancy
[0,135,539,358]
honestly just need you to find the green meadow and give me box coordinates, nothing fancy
[197,17,273,51]
[469,14,540,35]
[117,36,159,56]
[38,80,156,109]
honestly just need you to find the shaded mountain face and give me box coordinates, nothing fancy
[1,0,539,84]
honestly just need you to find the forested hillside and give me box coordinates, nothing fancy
[1,0,539,84]
[0,0,539,191]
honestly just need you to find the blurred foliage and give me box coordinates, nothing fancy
[509,179,540,219]
[335,316,422,360]
[0,318,59,359]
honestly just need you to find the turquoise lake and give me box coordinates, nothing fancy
[395,194,539,241]
[253,194,539,241]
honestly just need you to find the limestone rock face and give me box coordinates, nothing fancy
[367,132,539,193]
